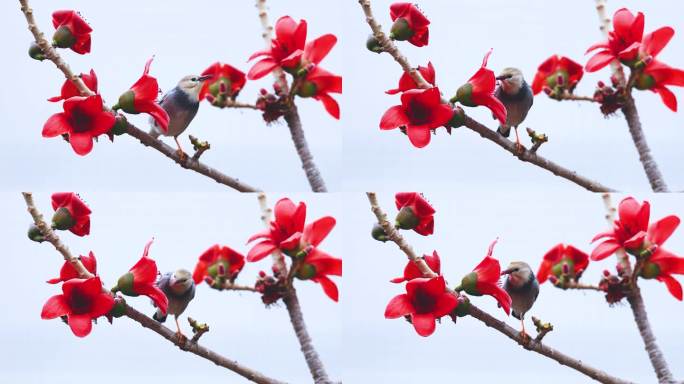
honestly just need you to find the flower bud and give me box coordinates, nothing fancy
[447,106,465,128]
[597,80,605,88]
[52,25,76,49]
[51,207,75,231]
[217,263,226,277]
[295,263,316,280]
[640,262,660,279]
[108,297,127,318]
[548,275,558,285]
[454,295,470,317]
[371,223,389,242]
[395,206,420,230]
[109,114,128,136]
[259,270,267,278]
[366,34,384,53]
[113,90,136,113]
[561,262,570,275]
[451,83,475,107]
[543,86,552,96]
[297,81,318,98]
[28,42,46,61]
[603,269,611,277]
[635,73,656,91]
[204,275,215,285]
[28,223,45,242]
[390,18,414,41]
[455,272,480,296]
[112,272,137,296]
[556,74,565,86]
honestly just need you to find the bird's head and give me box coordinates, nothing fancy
[496,68,525,95]
[169,269,194,295]
[501,261,534,288]
[177,74,213,101]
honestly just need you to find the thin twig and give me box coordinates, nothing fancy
[18,0,260,193]
[367,192,635,384]
[255,0,327,192]
[593,0,668,192]
[255,193,333,384]
[222,282,259,292]
[555,281,604,291]
[358,0,615,193]
[600,194,675,383]
[22,192,286,384]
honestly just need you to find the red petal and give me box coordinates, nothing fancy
[130,256,158,284]
[432,292,458,317]
[591,240,621,261]
[406,125,431,148]
[303,216,336,247]
[314,93,340,119]
[536,260,553,284]
[565,244,590,272]
[247,229,272,244]
[67,314,92,337]
[304,34,337,64]
[648,215,680,246]
[138,102,169,132]
[476,94,507,125]
[384,294,413,319]
[585,51,615,72]
[379,105,409,130]
[642,27,674,57]
[247,59,279,80]
[42,113,70,137]
[69,132,94,156]
[657,275,683,301]
[41,295,70,319]
[474,256,501,284]
[192,260,208,284]
[275,16,298,45]
[247,241,277,262]
[478,283,512,315]
[137,285,168,314]
[89,292,115,318]
[411,313,436,337]
[313,276,339,302]
[653,86,677,112]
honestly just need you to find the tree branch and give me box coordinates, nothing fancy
[255,0,327,192]
[255,193,333,384]
[22,192,285,384]
[593,0,668,192]
[366,192,635,384]
[19,0,259,193]
[358,0,616,193]
[600,194,675,383]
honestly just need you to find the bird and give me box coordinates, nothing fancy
[153,269,196,340]
[494,68,534,151]
[501,261,539,340]
[149,74,213,160]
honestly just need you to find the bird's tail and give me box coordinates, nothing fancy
[497,125,511,138]
[152,308,167,323]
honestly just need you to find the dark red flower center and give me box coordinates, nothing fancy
[412,287,437,314]
[69,106,94,133]
[68,288,93,314]
[407,100,431,124]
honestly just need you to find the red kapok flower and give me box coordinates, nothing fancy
[592,197,681,261]
[51,10,92,54]
[248,16,306,79]
[297,66,342,119]
[585,8,645,72]
[394,192,435,236]
[391,251,441,283]
[42,95,116,156]
[114,57,169,132]
[635,60,684,111]
[452,50,507,125]
[199,62,247,101]
[296,248,342,301]
[112,240,168,315]
[456,240,512,315]
[640,248,684,300]
[531,55,584,95]
[389,3,430,47]
[50,192,91,236]
[247,198,307,262]
[41,276,114,337]
[385,276,457,337]
[192,244,246,285]
[281,34,337,72]
[380,87,453,148]
[386,62,436,95]
[48,69,98,102]
[537,244,590,284]
[47,251,97,284]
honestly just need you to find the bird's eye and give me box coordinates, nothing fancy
[191,77,198,82]
[504,74,513,80]
[513,267,519,272]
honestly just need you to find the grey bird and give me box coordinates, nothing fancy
[501,261,539,339]
[149,74,213,159]
[494,68,534,150]
[153,269,196,339]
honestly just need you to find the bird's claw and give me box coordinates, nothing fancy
[175,330,188,346]
[176,148,187,162]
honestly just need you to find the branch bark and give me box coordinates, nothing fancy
[359,0,615,193]
[256,193,333,384]
[255,0,328,192]
[22,192,285,384]
[367,192,636,384]
[593,0,668,192]
[600,194,675,383]
[19,0,259,193]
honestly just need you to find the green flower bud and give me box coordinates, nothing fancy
[28,42,46,61]
[297,81,318,98]
[395,206,419,230]
[635,74,655,91]
[390,18,413,41]
[452,83,474,107]
[366,34,383,53]
[52,25,76,49]
[27,223,45,242]
[296,263,317,280]
[51,207,75,231]
[113,90,136,113]
[371,223,388,242]
[640,262,660,279]
[456,272,480,296]
[112,272,137,296]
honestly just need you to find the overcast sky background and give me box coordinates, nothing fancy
[0,192,342,383]
[0,0,343,192]
[344,0,684,193]
[343,191,684,383]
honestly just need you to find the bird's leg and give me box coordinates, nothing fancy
[174,316,187,344]
[514,127,524,154]
[174,136,186,161]
[519,318,530,344]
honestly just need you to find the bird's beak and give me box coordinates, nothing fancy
[197,74,213,82]
[495,75,507,81]
[501,268,513,275]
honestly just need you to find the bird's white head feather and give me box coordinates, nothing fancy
[498,67,525,95]
[177,75,209,102]
[503,261,533,288]
[170,269,193,294]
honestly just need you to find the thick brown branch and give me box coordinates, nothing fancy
[256,193,333,383]
[359,0,615,193]
[367,192,635,384]
[19,0,260,193]
[600,194,675,383]
[255,0,327,192]
[22,192,285,384]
